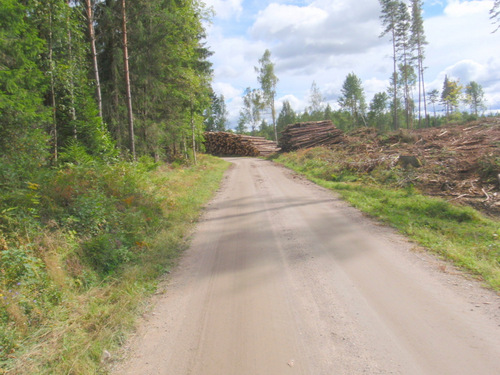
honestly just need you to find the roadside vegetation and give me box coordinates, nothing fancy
[0,155,229,374]
[275,145,500,291]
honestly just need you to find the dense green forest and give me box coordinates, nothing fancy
[1,0,213,166]
[1,0,224,371]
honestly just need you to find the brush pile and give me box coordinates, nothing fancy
[279,121,344,152]
[335,118,500,216]
[204,132,280,157]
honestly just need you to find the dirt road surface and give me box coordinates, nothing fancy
[113,157,500,375]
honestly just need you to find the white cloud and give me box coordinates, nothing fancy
[212,82,241,100]
[444,60,488,82]
[203,0,244,20]
[444,0,492,17]
[277,94,305,113]
[251,3,328,38]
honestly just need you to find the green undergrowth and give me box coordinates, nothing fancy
[275,149,500,291]
[0,154,229,374]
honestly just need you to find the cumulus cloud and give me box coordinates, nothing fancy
[212,82,241,100]
[444,0,492,17]
[251,3,329,38]
[203,0,244,20]
[250,0,383,75]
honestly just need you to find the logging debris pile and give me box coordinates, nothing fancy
[333,118,500,216]
[204,132,280,157]
[279,121,344,152]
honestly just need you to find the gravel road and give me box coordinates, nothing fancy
[113,157,500,375]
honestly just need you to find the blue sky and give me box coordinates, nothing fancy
[203,0,500,127]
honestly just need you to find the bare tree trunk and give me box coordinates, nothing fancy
[121,0,135,160]
[417,61,422,128]
[271,96,277,142]
[85,0,103,118]
[67,1,77,138]
[191,105,197,165]
[49,5,58,162]
[391,28,398,130]
[420,61,428,127]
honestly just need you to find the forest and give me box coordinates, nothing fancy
[1,0,222,372]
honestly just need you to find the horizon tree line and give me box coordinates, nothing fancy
[228,1,493,138]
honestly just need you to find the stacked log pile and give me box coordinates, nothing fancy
[278,120,344,152]
[239,135,280,156]
[204,132,280,157]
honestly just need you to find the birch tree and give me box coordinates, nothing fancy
[255,50,279,141]
[338,73,366,128]
[464,81,486,116]
[84,0,103,117]
[241,88,265,135]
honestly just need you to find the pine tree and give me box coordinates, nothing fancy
[410,0,428,127]
[395,1,413,128]
[379,0,400,129]
[120,0,135,160]
[491,0,500,32]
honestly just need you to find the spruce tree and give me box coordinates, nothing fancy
[0,0,50,179]
[277,101,296,134]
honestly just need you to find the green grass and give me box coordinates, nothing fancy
[276,151,500,291]
[1,154,230,374]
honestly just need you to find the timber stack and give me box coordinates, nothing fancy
[204,132,280,157]
[278,120,344,152]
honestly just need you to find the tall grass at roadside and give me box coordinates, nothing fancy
[276,150,500,290]
[1,154,229,374]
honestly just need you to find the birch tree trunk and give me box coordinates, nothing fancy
[85,0,103,118]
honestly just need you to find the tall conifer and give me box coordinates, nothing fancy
[379,0,400,129]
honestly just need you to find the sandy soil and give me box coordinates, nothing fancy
[112,157,500,375]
